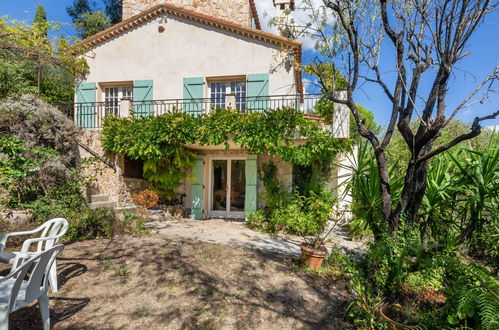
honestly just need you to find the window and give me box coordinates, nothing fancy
[280,3,285,10]
[209,81,246,112]
[103,86,133,116]
[123,156,143,179]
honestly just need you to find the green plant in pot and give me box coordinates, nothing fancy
[272,191,339,269]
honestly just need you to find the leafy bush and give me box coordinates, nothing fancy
[444,259,499,329]
[26,192,147,241]
[258,161,290,219]
[271,191,335,249]
[345,141,401,239]
[0,95,80,206]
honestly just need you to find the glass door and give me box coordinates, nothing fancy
[209,159,246,218]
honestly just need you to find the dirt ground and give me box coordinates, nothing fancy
[7,234,351,329]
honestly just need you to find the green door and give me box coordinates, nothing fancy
[244,155,258,215]
[76,82,96,129]
[191,155,204,220]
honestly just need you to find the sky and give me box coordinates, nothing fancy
[1,0,498,128]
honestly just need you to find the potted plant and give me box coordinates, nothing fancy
[273,192,340,269]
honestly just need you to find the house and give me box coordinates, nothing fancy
[73,0,351,219]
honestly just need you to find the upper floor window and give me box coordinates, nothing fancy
[210,81,246,112]
[103,86,133,116]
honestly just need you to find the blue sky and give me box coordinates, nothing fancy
[1,0,498,128]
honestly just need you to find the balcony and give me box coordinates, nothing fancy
[57,94,323,129]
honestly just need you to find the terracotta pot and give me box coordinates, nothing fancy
[300,243,327,269]
[378,305,418,329]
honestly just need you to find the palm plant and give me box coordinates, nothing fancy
[449,133,499,246]
[341,141,403,239]
[418,155,457,244]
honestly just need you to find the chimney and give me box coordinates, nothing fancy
[273,0,296,39]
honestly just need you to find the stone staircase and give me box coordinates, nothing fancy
[89,194,138,213]
[89,194,118,209]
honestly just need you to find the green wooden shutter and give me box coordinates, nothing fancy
[76,82,97,129]
[183,77,204,115]
[133,80,153,117]
[190,155,204,220]
[244,155,258,216]
[247,73,269,112]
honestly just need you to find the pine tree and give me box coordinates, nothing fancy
[103,0,122,25]
[67,0,95,23]
[33,4,48,37]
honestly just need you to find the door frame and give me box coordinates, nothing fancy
[207,156,246,219]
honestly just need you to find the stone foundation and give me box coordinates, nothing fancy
[79,130,149,207]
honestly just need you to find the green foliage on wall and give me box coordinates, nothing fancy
[102,107,351,197]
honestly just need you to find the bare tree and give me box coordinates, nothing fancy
[300,0,498,234]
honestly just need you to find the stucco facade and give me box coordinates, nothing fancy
[83,14,297,101]
[74,2,353,220]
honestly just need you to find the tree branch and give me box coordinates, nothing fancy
[417,110,499,163]
[445,65,499,125]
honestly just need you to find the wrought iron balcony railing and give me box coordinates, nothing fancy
[56,94,323,129]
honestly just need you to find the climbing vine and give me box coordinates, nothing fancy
[101,108,351,196]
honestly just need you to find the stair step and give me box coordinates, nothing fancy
[91,194,109,203]
[90,200,118,209]
[115,206,138,214]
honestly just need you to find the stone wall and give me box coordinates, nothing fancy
[122,0,252,27]
[78,130,149,207]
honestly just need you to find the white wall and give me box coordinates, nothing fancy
[84,14,297,100]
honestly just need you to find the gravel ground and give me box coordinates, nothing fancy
[7,234,352,329]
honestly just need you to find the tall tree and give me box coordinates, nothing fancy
[103,0,122,25]
[33,4,48,37]
[67,0,95,22]
[67,0,120,38]
[0,17,89,102]
[300,0,498,235]
[74,11,112,39]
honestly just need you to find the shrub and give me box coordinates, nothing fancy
[246,210,268,231]
[132,189,159,209]
[444,258,499,329]
[26,192,148,241]
[272,191,335,249]
[0,95,79,207]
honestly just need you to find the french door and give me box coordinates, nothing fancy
[209,158,246,218]
[210,81,246,112]
[103,86,133,116]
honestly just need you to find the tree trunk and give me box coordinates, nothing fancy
[390,138,433,233]
[36,55,41,96]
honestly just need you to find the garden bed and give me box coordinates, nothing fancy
[6,234,351,329]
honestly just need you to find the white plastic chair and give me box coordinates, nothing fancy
[0,245,64,330]
[0,218,68,292]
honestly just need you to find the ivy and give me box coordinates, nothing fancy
[102,107,351,196]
